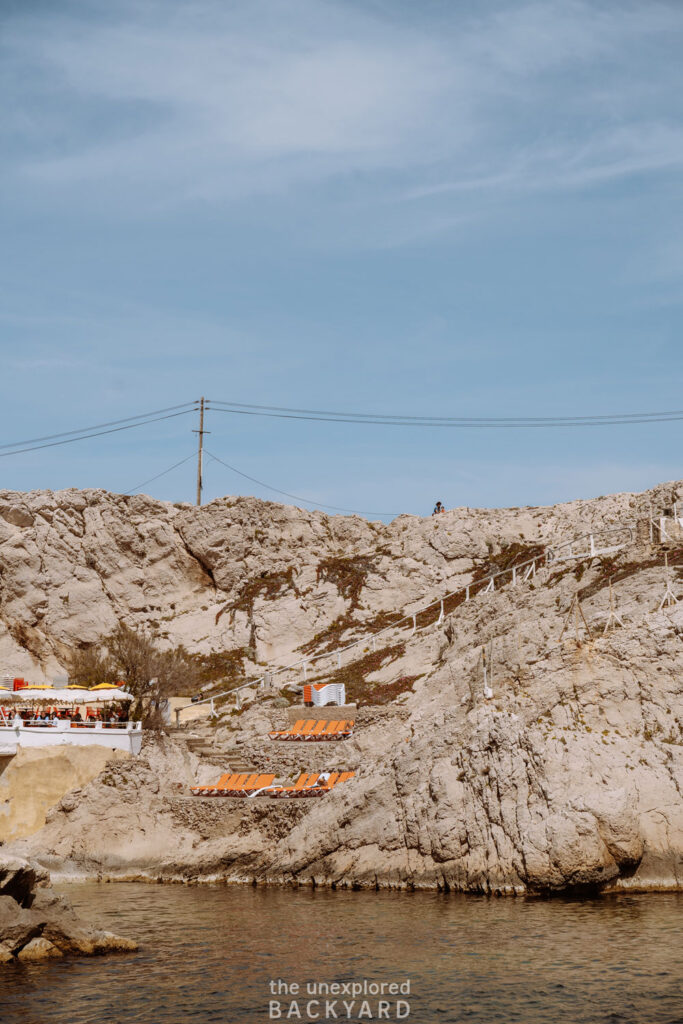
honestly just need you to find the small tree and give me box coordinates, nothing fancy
[69,625,201,729]
[68,646,118,689]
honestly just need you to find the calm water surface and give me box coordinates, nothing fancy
[2,884,681,1024]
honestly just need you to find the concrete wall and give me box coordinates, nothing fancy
[0,745,129,843]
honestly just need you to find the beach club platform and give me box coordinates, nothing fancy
[0,719,143,756]
[0,683,141,756]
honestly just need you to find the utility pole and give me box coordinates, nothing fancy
[194,397,207,506]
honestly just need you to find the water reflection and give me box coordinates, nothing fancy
[3,885,681,1024]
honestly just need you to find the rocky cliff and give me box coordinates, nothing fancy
[1,482,677,680]
[3,481,683,893]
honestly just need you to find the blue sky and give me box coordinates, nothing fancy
[1,0,682,519]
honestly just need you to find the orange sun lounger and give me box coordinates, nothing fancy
[267,772,321,798]
[302,771,355,797]
[268,770,355,798]
[230,773,276,797]
[191,772,276,797]
[268,719,305,739]
[190,772,238,795]
[268,719,355,742]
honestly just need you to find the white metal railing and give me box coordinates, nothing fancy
[180,510,669,718]
[0,718,141,731]
[656,516,683,543]
[545,526,634,564]
[182,549,551,717]
[0,717,144,755]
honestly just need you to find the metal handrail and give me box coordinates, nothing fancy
[0,719,141,731]
[181,510,664,716]
[546,525,634,563]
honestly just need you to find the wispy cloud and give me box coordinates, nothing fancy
[402,123,683,200]
[2,0,682,217]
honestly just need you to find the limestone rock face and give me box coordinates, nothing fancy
[1,480,679,678]
[2,481,683,894]
[0,852,137,963]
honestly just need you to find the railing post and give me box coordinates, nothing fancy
[337,652,342,669]
[411,614,416,635]
[465,586,470,602]
[436,599,444,625]
[512,567,517,587]
[210,697,215,716]
[589,534,595,557]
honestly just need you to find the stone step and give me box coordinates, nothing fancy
[184,736,213,752]
[186,740,252,771]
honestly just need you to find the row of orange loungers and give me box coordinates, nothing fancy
[190,771,354,798]
[191,773,276,797]
[268,719,354,742]
[268,771,354,798]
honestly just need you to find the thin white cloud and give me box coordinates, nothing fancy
[402,123,683,200]
[1,0,682,218]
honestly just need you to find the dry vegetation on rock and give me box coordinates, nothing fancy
[2,480,683,894]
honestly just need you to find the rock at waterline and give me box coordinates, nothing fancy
[0,852,137,963]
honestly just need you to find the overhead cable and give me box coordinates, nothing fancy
[123,452,197,496]
[207,399,683,428]
[0,401,198,451]
[204,449,400,517]
[0,409,196,459]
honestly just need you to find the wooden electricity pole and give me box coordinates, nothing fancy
[194,397,206,506]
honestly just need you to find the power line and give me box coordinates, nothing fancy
[208,398,683,422]
[204,449,401,517]
[207,399,683,428]
[123,452,197,496]
[0,409,196,459]
[0,401,198,451]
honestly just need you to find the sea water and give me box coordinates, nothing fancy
[2,884,681,1023]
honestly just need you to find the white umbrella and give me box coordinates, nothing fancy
[1,687,132,704]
